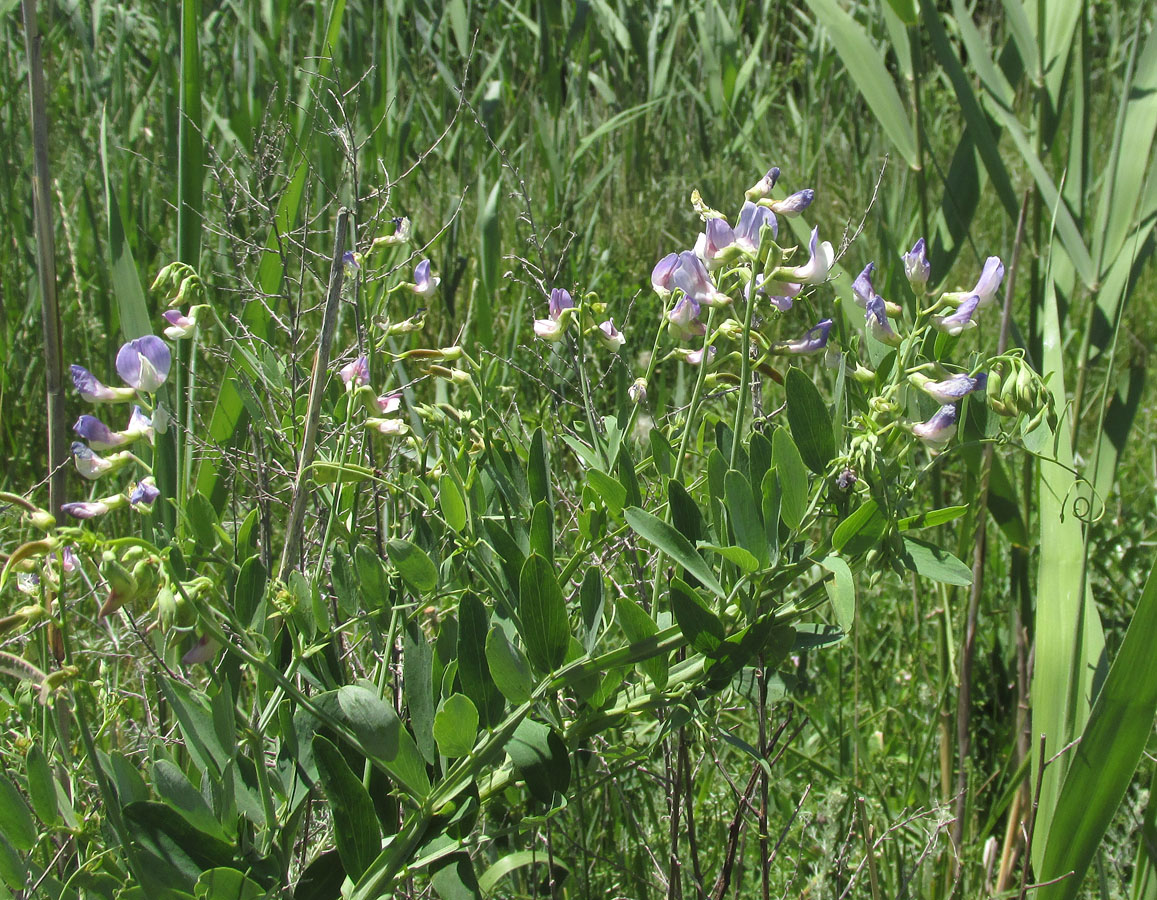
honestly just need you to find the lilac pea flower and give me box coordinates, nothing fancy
[672,346,717,366]
[774,319,834,356]
[71,365,136,403]
[769,189,815,217]
[162,308,199,340]
[971,256,1004,308]
[124,406,153,442]
[836,468,858,491]
[852,263,876,307]
[673,251,730,307]
[74,414,127,451]
[62,546,78,575]
[411,259,441,298]
[130,478,160,508]
[72,442,131,480]
[776,228,834,285]
[549,288,574,319]
[534,288,578,342]
[61,500,111,520]
[116,335,171,393]
[367,417,410,436]
[651,253,680,297]
[903,239,930,287]
[340,356,370,389]
[342,250,361,271]
[371,216,412,250]
[596,319,625,350]
[733,201,778,251]
[865,296,901,347]
[745,167,780,201]
[913,404,959,449]
[910,372,988,403]
[746,274,800,311]
[667,294,706,340]
[694,217,737,270]
[377,392,402,414]
[932,295,981,336]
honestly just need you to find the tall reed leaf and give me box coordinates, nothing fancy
[1037,559,1157,900]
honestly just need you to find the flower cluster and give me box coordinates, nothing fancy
[532,287,627,351]
[64,333,171,519]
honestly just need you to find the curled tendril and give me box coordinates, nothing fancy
[1065,478,1106,526]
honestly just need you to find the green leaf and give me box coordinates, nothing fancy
[313,735,381,881]
[122,800,237,889]
[25,745,58,825]
[433,694,480,759]
[439,474,467,533]
[485,626,534,704]
[354,545,389,610]
[725,469,769,568]
[697,543,760,574]
[387,539,438,594]
[899,537,972,586]
[153,759,227,842]
[897,505,968,531]
[1038,561,1157,900]
[457,594,505,728]
[803,0,918,165]
[580,568,605,653]
[615,595,668,690]
[587,469,627,517]
[195,869,264,900]
[624,507,725,598]
[527,427,551,507]
[517,554,570,672]
[832,499,887,555]
[784,368,834,474]
[0,773,35,851]
[403,620,437,764]
[233,555,267,627]
[331,546,357,618]
[529,500,553,563]
[670,578,724,655]
[748,431,773,500]
[335,684,401,762]
[883,0,917,25]
[772,429,808,530]
[479,851,569,896]
[616,444,642,508]
[819,556,856,630]
[504,720,570,804]
[667,478,704,545]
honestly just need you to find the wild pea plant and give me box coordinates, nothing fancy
[0,168,1042,899]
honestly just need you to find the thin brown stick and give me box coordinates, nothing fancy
[22,0,68,516]
[278,208,349,581]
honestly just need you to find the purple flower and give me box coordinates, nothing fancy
[62,546,78,575]
[129,478,160,507]
[340,356,370,389]
[775,227,834,284]
[72,442,114,480]
[910,372,988,403]
[865,296,901,347]
[932,295,980,336]
[971,256,1004,308]
[694,217,737,270]
[913,404,959,449]
[673,251,729,307]
[733,201,778,251]
[342,250,360,271]
[61,500,111,520]
[667,294,706,340]
[651,253,680,297]
[74,414,126,451]
[71,365,135,403]
[628,378,647,404]
[774,319,833,356]
[116,336,171,393]
[182,635,217,666]
[596,319,625,350]
[534,288,577,342]
[162,308,198,340]
[745,167,780,201]
[377,392,402,414]
[367,417,410,436]
[672,345,717,366]
[903,239,930,287]
[124,406,153,441]
[836,468,857,490]
[769,189,815,217]
[411,259,440,298]
[852,263,876,307]
[746,274,800,311]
